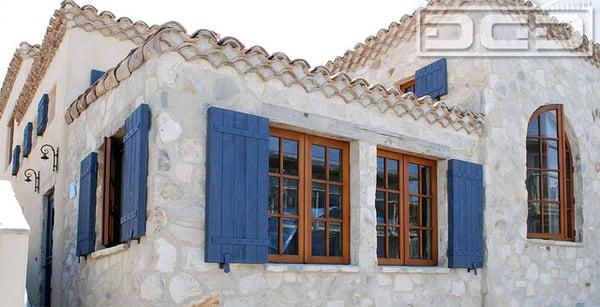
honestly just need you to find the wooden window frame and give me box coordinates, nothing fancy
[268,127,350,264]
[377,150,438,266]
[526,104,574,241]
[102,132,124,247]
[399,78,416,94]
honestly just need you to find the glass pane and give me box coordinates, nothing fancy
[388,227,400,259]
[527,203,541,233]
[526,171,541,201]
[269,136,280,173]
[377,157,385,188]
[421,166,431,195]
[311,183,326,217]
[387,159,399,190]
[423,230,432,260]
[409,229,420,259]
[541,140,559,170]
[282,218,298,255]
[312,145,326,180]
[375,191,385,224]
[422,198,431,227]
[376,226,385,258]
[409,196,419,226]
[329,184,342,219]
[526,139,540,168]
[311,221,326,256]
[409,163,419,194]
[527,116,539,136]
[540,110,558,138]
[387,193,399,225]
[329,223,342,257]
[542,171,560,201]
[269,176,279,213]
[329,148,341,182]
[268,218,279,254]
[283,139,298,175]
[543,203,560,234]
[283,179,298,214]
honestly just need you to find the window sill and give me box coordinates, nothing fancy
[265,264,360,273]
[90,243,128,259]
[527,239,584,248]
[378,266,450,274]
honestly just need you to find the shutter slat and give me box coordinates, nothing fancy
[11,146,21,176]
[23,123,33,158]
[37,94,49,136]
[415,58,448,100]
[90,69,105,85]
[77,152,98,256]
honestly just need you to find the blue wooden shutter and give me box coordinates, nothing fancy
[90,69,105,85]
[415,58,448,100]
[120,104,150,242]
[205,107,269,272]
[77,152,98,257]
[11,145,20,176]
[36,94,49,136]
[22,122,33,158]
[447,159,484,269]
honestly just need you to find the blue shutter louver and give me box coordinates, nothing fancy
[120,104,150,242]
[415,58,448,100]
[206,107,269,273]
[77,152,98,257]
[447,159,484,270]
[22,122,33,158]
[11,145,21,176]
[36,94,49,136]
[90,69,105,86]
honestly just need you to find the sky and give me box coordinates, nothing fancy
[0,0,426,76]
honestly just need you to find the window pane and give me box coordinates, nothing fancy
[283,179,298,214]
[421,166,431,195]
[388,227,400,259]
[423,230,432,260]
[540,110,557,138]
[409,163,419,194]
[409,230,420,259]
[376,191,385,224]
[527,116,539,136]
[526,139,540,168]
[543,203,560,234]
[527,203,541,233]
[387,159,399,190]
[542,171,560,201]
[268,218,279,254]
[311,221,326,256]
[387,193,399,225]
[269,136,280,173]
[329,184,342,219]
[269,176,279,213]
[422,198,431,227]
[311,183,326,217]
[409,196,419,226]
[541,140,559,170]
[376,226,385,258]
[311,145,326,180]
[282,218,298,255]
[329,223,342,256]
[376,157,385,188]
[283,139,298,175]
[329,148,341,182]
[526,171,541,201]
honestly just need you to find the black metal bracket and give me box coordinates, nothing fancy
[23,168,40,193]
[40,144,59,172]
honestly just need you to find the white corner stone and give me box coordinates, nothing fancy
[155,238,177,273]
[157,113,182,143]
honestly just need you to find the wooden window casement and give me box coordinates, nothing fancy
[376,150,437,266]
[526,104,575,241]
[102,131,125,247]
[399,79,416,94]
[268,128,350,264]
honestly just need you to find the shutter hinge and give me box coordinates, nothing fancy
[220,253,233,273]
[467,263,478,275]
[211,237,269,246]
[120,210,138,223]
[123,124,141,143]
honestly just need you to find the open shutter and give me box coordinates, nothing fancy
[120,104,150,242]
[447,159,484,269]
[36,94,49,136]
[415,58,448,100]
[11,145,20,176]
[77,152,98,257]
[22,123,33,158]
[90,69,105,85]
[205,107,269,273]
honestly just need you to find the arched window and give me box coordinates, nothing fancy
[526,105,575,240]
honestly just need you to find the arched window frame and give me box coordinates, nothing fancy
[526,104,575,241]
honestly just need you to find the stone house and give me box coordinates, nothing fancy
[0,0,598,306]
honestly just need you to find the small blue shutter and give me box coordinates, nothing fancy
[11,145,21,176]
[120,104,150,242]
[77,152,98,257]
[36,94,49,136]
[447,159,484,269]
[90,69,105,85]
[22,122,33,158]
[415,58,448,100]
[205,107,269,272]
